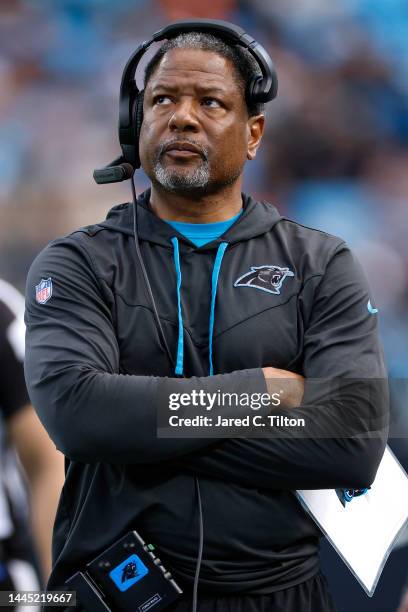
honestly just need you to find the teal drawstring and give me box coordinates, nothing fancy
[170,239,228,377]
[209,242,228,376]
[171,237,184,375]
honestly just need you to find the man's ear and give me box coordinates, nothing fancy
[247,114,265,160]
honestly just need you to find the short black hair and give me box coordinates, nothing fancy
[143,32,265,117]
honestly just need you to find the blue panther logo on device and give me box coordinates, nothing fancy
[109,554,149,592]
[121,561,138,583]
[234,265,294,295]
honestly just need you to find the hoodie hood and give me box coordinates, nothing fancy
[98,188,282,250]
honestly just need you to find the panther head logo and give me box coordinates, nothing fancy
[234,265,294,295]
[121,561,138,583]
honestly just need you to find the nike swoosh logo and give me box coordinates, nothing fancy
[367,300,378,314]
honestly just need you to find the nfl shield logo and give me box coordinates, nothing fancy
[35,278,52,304]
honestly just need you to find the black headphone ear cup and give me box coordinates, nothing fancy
[248,71,278,105]
[133,90,144,169]
[249,75,263,103]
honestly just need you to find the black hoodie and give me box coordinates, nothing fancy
[24,190,387,595]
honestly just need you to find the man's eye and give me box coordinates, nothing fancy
[202,97,222,108]
[153,95,172,105]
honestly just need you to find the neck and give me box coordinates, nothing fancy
[149,179,244,223]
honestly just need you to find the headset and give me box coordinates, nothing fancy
[93,18,278,182]
[91,20,278,612]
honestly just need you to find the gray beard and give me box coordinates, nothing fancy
[153,158,210,194]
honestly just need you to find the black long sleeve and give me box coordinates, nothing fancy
[24,237,269,464]
[173,246,389,490]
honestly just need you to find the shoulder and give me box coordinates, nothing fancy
[26,232,103,311]
[271,219,372,307]
[276,216,347,268]
[28,201,132,281]
[253,200,350,280]
[28,232,95,279]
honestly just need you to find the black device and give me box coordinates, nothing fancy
[65,530,182,611]
[93,18,278,182]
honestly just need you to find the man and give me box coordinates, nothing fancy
[0,279,64,598]
[24,28,387,611]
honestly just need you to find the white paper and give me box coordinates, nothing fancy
[296,446,408,596]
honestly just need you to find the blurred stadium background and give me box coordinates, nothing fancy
[0,1,407,610]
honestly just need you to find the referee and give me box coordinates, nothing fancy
[24,23,388,612]
[0,279,64,607]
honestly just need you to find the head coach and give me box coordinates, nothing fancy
[24,19,388,612]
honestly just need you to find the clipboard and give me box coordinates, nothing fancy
[296,446,408,596]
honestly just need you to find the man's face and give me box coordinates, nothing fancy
[139,47,264,196]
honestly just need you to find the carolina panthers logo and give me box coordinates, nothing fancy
[121,561,138,583]
[234,265,294,295]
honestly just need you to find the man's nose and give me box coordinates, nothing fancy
[168,98,200,132]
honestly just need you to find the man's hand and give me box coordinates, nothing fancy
[397,589,408,612]
[262,367,304,409]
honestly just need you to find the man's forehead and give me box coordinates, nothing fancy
[147,47,237,89]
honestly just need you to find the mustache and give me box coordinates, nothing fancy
[156,138,209,161]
